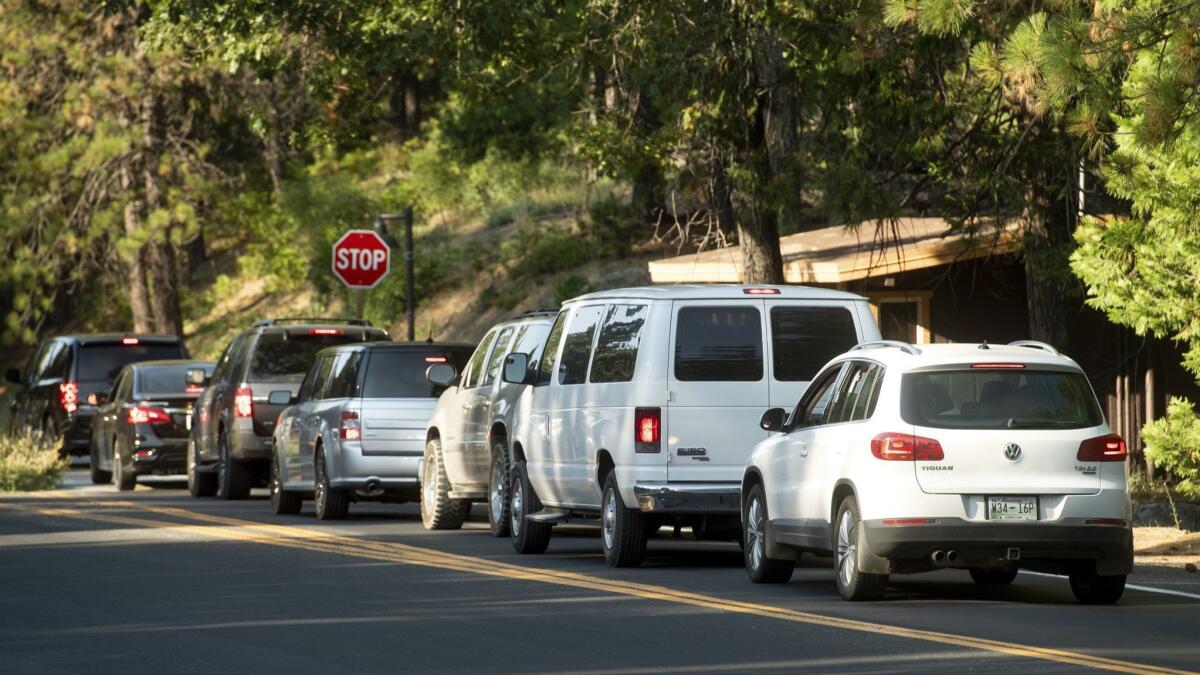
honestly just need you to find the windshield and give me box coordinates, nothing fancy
[361,348,473,398]
[250,332,372,383]
[901,369,1104,430]
[136,364,212,396]
[78,344,186,382]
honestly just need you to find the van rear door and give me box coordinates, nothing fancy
[666,301,769,483]
[764,300,870,409]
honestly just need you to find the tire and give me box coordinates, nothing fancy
[969,568,1018,586]
[216,429,251,500]
[600,472,648,568]
[420,438,469,530]
[314,445,349,520]
[187,438,217,497]
[487,438,512,538]
[113,439,136,492]
[834,496,889,601]
[270,451,302,516]
[90,445,111,485]
[1069,570,1126,605]
[743,483,795,584]
[509,459,551,554]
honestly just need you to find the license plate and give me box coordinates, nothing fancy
[987,496,1038,521]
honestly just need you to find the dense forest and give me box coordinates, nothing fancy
[1,1,1199,492]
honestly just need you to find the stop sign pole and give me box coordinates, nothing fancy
[331,229,391,322]
[374,207,415,341]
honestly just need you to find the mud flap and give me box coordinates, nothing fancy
[764,521,798,561]
[1096,530,1135,576]
[856,525,893,575]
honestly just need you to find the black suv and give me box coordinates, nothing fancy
[6,335,189,456]
[188,319,389,499]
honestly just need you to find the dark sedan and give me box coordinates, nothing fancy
[89,360,215,490]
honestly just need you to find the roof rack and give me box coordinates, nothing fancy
[516,308,560,318]
[253,318,373,328]
[850,340,921,356]
[1007,340,1059,356]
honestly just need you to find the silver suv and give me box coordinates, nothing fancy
[423,311,556,533]
[269,341,472,519]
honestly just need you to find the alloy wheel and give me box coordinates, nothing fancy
[747,496,766,571]
[837,509,856,588]
[510,479,524,537]
[602,487,617,551]
[489,461,505,526]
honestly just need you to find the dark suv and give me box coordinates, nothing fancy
[188,319,389,499]
[6,335,189,456]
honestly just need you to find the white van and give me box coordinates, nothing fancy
[500,284,882,566]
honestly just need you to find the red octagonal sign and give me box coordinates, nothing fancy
[332,230,391,289]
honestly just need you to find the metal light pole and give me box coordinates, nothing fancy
[374,208,416,341]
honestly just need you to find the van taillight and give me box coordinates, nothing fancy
[634,407,660,453]
[871,432,943,461]
[234,386,254,418]
[128,405,170,425]
[340,410,361,441]
[1077,434,1126,462]
[59,382,78,414]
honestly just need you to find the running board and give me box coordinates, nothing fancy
[448,490,486,500]
[526,509,573,524]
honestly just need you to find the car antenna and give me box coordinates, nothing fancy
[979,340,990,350]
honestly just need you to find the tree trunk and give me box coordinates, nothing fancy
[757,27,801,235]
[630,90,664,223]
[264,95,285,197]
[120,166,153,334]
[710,158,737,236]
[1022,183,1072,347]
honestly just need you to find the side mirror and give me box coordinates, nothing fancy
[4,369,20,385]
[87,392,108,406]
[760,408,787,433]
[425,364,458,387]
[267,390,295,406]
[186,368,210,387]
[502,353,530,385]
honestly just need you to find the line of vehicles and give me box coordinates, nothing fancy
[4,285,1134,604]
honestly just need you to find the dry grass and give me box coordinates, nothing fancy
[1134,527,1200,567]
[0,431,69,492]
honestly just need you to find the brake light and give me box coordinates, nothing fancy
[971,363,1025,369]
[185,384,204,395]
[883,518,936,526]
[743,287,781,295]
[234,386,254,418]
[871,432,944,461]
[309,328,343,336]
[634,407,661,453]
[122,337,140,345]
[128,405,170,425]
[340,410,361,441]
[425,355,448,363]
[1077,433,1127,462]
[59,382,78,414]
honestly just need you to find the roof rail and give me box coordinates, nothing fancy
[1007,340,1059,356]
[850,340,921,356]
[515,308,560,318]
[253,318,373,328]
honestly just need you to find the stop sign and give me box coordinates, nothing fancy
[332,230,391,289]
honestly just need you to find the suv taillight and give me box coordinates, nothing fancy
[128,405,170,425]
[871,432,944,461]
[234,386,254,418]
[59,382,78,414]
[1077,433,1127,462]
[340,410,361,441]
[634,407,660,453]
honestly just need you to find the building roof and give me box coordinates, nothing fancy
[647,217,1023,284]
[569,284,866,303]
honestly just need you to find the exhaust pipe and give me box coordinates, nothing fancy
[931,550,946,564]
[946,550,959,563]
[361,478,384,497]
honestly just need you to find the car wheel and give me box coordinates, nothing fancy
[270,450,302,516]
[834,496,888,601]
[969,568,1018,586]
[420,438,469,530]
[487,438,511,538]
[743,483,795,584]
[216,429,250,500]
[600,472,648,568]
[113,439,136,492]
[187,438,217,497]
[1069,570,1126,605]
[509,459,551,554]
[314,445,349,520]
[89,444,111,485]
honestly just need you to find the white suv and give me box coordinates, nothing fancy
[499,285,881,567]
[742,340,1133,604]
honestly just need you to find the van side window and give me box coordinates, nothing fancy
[827,361,884,423]
[674,306,763,381]
[790,365,843,429]
[482,326,515,386]
[590,304,648,383]
[535,312,569,386]
[770,306,858,382]
[558,305,605,385]
[461,330,497,389]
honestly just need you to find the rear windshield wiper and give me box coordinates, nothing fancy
[1005,418,1077,429]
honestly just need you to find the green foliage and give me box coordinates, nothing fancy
[1142,399,1200,501]
[504,224,594,277]
[0,431,68,492]
[554,275,592,306]
[584,195,640,257]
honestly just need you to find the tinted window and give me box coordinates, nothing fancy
[461,331,497,389]
[211,336,243,384]
[482,327,514,386]
[791,365,843,428]
[770,306,858,382]
[325,352,363,399]
[559,305,604,385]
[674,306,763,381]
[827,362,884,424]
[297,358,323,402]
[590,305,648,384]
[249,333,365,383]
[535,312,569,386]
[77,343,186,382]
[136,364,213,396]
[42,343,71,379]
[308,355,337,400]
[901,369,1104,430]
[362,347,474,398]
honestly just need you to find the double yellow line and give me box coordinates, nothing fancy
[2,499,1190,674]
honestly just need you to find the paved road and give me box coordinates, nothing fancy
[1,471,1198,674]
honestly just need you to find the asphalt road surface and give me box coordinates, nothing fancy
[2,471,1198,675]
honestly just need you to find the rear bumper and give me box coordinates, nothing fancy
[129,439,188,474]
[62,416,93,455]
[229,427,273,462]
[328,443,421,493]
[633,482,741,514]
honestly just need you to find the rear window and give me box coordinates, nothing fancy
[770,306,858,381]
[674,306,763,381]
[78,343,186,382]
[361,348,472,398]
[249,332,375,383]
[136,364,212,395]
[901,369,1104,430]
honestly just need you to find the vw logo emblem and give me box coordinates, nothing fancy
[1004,443,1023,462]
